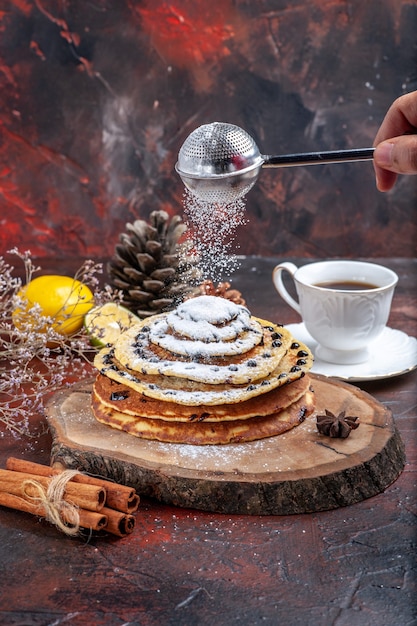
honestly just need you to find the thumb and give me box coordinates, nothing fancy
[374,135,417,175]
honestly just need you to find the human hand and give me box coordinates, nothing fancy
[373,91,417,191]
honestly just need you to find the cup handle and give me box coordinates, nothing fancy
[272,262,301,315]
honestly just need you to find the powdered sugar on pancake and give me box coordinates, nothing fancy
[113,313,292,385]
[94,339,313,405]
[175,295,246,324]
[148,296,263,359]
[113,295,294,385]
[166,306,252,342]
[149,317,263,357]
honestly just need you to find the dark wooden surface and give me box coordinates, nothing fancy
[0,256,416,626]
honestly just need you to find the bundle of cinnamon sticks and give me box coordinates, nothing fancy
[0,458,140,538]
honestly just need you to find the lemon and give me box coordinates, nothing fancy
[13,275,94,336]
[84,302,140,347]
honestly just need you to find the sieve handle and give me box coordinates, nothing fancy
[263,147,374,168]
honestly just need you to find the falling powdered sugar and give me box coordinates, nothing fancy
[182,190,247,283]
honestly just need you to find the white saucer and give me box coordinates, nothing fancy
[285,323,417,381]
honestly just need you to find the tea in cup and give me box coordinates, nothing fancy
[272,260,398,364]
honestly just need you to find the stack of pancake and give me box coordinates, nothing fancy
[91,295,315,445]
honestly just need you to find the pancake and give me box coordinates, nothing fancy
[93,337,313,406]
[91,295,316,445]
[93,371,312,422]
[91,388,315,445]
[113,309,293,385]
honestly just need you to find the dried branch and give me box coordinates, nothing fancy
[0,250,116,437]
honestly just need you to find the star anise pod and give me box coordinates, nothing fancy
[316,409,360,438]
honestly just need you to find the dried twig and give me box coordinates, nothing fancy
[0,249,118,436]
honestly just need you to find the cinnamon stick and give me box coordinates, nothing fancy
[1,459,140,537]
[0,469,106,512]
[102,506,136,537]
[6,458,140,513]
[0,492,108,532]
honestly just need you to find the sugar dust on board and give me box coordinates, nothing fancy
[182,190,248,283]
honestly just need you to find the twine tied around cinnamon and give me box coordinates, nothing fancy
[22,469,81,536]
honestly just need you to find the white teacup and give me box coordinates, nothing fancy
[272,260,398,364]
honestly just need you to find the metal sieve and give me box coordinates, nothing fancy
[175,122,375,203]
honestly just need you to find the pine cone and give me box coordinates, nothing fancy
[108,211,199,318]
[192,280,246,306]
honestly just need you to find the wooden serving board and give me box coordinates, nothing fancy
[45,375,405,515]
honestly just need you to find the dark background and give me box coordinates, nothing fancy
[0,0,416,263]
